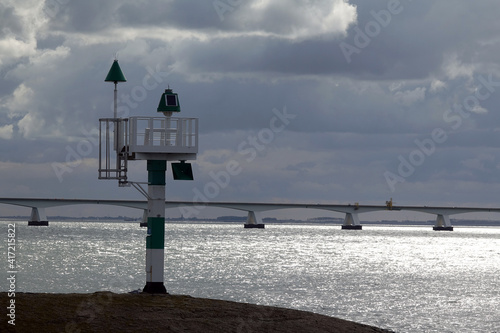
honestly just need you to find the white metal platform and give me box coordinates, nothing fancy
[98,116,198,183]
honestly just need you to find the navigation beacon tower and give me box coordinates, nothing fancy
[99,59,198,293]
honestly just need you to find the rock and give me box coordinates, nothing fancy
[1,292,394,333]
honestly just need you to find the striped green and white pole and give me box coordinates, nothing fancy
[143,160,167,294]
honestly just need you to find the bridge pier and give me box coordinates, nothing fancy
[140,209,148,227]
[28,207,49,226]
[433,214,453,231]
[244,211,265,229]
[341,212,362,230]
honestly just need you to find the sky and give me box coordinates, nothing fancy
[2,0,500,221]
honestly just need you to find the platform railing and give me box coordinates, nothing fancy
[99,116,197,181]
[128,116,198,154]
[98,118,129,181]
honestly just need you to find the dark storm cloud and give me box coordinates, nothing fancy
[0,71,21,100]
[0,4,24,38]
[115,1,219,30]
[45,0,236,33]
[37,0,500,81]
[341,0,500,79]
[173,36,352,76]
[36,34,66,51]
[2,0,500,214]
[44,1,119,32]
[163,0,500,80]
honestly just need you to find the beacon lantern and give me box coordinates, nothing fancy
[157,88,181,116]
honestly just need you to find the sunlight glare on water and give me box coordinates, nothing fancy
[5,221,500,333]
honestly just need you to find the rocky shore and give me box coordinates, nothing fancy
[2,292,394,332]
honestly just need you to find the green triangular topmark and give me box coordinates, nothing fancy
[105,60,127,82]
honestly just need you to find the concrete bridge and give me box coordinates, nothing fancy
[1,197,500,231]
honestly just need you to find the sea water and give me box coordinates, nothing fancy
[2,221,499,332]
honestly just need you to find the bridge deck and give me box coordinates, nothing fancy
[1,198,500,216]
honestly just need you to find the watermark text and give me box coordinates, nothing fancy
[6,223,17,326]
